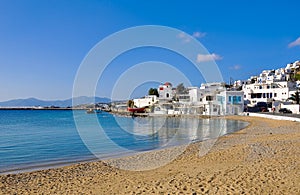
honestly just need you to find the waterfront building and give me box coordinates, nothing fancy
[133,95,158,108]
[158,82,176,100]
[216,91,244,115]
[173,82,244,116]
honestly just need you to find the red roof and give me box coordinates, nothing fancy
[164,82,172,86]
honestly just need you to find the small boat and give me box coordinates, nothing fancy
[127,107,145,113]
[86,109,95,114]
[96,110,102,114]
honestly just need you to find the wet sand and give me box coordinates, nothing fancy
[0,116,299,194]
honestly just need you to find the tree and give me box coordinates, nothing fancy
[176,83,188,94]
[289,90,300,104]
[148,88,159,97]
[127,100,134,108]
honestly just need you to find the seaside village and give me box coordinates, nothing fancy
[110,60,300,116]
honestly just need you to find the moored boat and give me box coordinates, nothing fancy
[127,107,145,113]
[86,109,95,114]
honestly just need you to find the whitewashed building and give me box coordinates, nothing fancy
[174,82,244,116]
[243,81,297,105]
[198,83,226,104]
[153,82,245,116]
[133,95,158,108]
[234,80,251,88]
[158,82,175,100]
[240,61,300,106]
[217,91,244,115]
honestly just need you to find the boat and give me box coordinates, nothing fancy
[86,109,95,114]
[95,110,102,114]
[127,107,146,113]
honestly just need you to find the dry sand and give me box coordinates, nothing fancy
[0,116,299,194]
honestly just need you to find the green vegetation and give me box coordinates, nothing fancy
[176,83,188,94]
[148,88,159,97]
[127,100,134,108]
[295,73,300,81]
[289,90,300,104]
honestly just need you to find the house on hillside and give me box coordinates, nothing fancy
[240,61,299,106]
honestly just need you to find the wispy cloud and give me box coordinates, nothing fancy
[177,32,191,43]
[197,53,222,62]
[229,65,242,70]
[177,31,206,43]
[288,37,300,48]
[192,31,206,38]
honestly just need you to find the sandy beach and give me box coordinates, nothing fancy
[0,116,299,194]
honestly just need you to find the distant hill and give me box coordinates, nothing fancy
[0,96,111,107]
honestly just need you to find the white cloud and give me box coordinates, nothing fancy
[229,65,242,70]
[177,32,191,43]
[197,53,222,62]
[177,31,206,43]
[177,32,185,39]
[193,31,206,38]
[288,37,300,48]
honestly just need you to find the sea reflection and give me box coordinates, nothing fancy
[77,112,248,159]
[125,116,248,150]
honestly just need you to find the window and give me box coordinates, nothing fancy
[200,98,202,102]
[238,96,241,102]
[274,93,277,97]
[270,93,272,98]
[233,96,237,102]
[257,93,262,98]
[229,96,232,102]
[166,93,169,98]
[206,96,213,101]
[267,85,270,89]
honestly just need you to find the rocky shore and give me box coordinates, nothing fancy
[0,116,299,194]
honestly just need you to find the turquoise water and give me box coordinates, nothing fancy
[0,110,248,174]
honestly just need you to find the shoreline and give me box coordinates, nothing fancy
[0,116,248,175]
[1,116,299,194]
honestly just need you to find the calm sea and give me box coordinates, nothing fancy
[0,110,248,174]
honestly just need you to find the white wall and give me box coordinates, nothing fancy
[134,95,158,108]
[158,84,174,100]
[280,104,300,114]
[243,81,295,105]
[217,91,244,115]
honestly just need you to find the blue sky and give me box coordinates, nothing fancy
[0,0,300,101]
